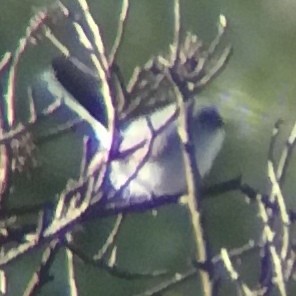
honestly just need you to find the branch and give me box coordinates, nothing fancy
[23,239,60,296]
[168,3,212,293]
[65,242,167,280]
[4,9,48,127]
[109,0,130,66]
[93,214,125,260]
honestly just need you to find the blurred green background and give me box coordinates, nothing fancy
[1,0,296,295]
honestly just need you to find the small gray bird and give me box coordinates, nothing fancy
[34,59,225,201]
[110,103,225,199]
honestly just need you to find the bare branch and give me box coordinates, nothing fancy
[75,0,109,74]
[133,269,196,296]
[268,160,290,260]
[220,248,254,296]
[5,9,48,127]
[0,52,12,74]
[65,242,167,280]
[93,214,124,260]
[0,269,6,295]
[109,0,130,66]
[23,240,60,296]
[257,194,287,296]
[277,120,296,185]
[65,234,78,296]
[170,0,181,67]
[166,58,213,295]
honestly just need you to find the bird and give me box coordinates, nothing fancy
[109,103,225,199]
[33,56,225,201]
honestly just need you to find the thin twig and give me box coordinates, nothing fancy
[257,194,287,296]
[0,176,96,267]
[66,242,167,280]
[110,117,156,200]
[23,239,60,296]
[277,120,296,185]
[0,269,6,295]
[109,0,130,66]
[5,10,48,127]
[43,25,70,57]
[268,160,290,260]
[168,69,212,296]
[220,248,254,296]
[165,8,224,285]
[135,240,261,296]
[66,234,78,296]
[0,105,10,204]
[194,45,232,90]
[71,13,114,131]
[268,120,282,166]
[93,214,124,260]
[170,0,181,67]
[0,52,12,74]
[76,0,109,74]
[176,91,212,295]
[133,269,196,296]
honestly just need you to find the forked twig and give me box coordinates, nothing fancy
[76,0,109,74]
[93,214,125,260]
